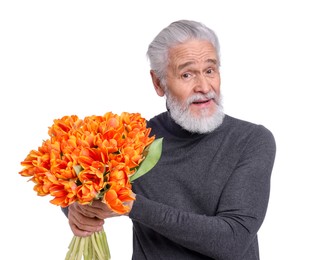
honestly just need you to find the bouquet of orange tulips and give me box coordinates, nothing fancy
[19,112,162,260]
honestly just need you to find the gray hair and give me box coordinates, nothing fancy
[146,20,221,86]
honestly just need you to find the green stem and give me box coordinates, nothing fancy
[65,231,110,260]
[65,236,75,260]
[76,237,85,260]
[83,236,90,260]
[101,229,111,259]
[65,236,80,260]
[91,232,104,259]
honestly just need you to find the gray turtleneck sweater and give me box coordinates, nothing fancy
[129,112,276,260]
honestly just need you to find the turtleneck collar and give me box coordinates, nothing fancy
[156,111,226,139]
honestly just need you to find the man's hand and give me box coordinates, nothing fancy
[67,195,135,237]
[68,200,121,237]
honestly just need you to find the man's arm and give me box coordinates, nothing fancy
[129,126,276,259]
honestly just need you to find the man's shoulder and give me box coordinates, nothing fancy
[147,112,168,128]
[223,114,256,127]
[223,114,276,148]
[148,111,167,122]
[223,114,271,132]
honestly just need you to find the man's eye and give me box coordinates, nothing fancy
[206,68,216,77]
[182,73,191,79]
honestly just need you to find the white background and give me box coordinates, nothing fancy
[1,1,318,259]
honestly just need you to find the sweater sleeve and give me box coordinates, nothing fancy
[129,126,276,259]
[61,206,69,218]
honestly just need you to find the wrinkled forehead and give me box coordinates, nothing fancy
[168,40,218,68]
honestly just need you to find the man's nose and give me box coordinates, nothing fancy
[194,75,211,93]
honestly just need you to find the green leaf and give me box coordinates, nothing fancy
[129,138,163,182]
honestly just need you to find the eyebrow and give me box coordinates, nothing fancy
[177,59,218,71]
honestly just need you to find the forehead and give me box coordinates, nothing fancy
[168,40,218,69]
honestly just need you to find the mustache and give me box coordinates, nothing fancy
[186,91,221,106]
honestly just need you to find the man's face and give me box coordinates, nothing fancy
[166,40,221,118]
[163,40,224,133]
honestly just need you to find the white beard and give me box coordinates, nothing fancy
[166,91,225,134]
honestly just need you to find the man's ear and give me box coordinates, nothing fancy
[150,70,165,97]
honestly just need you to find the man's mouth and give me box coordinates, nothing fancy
[192,98,214,105]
